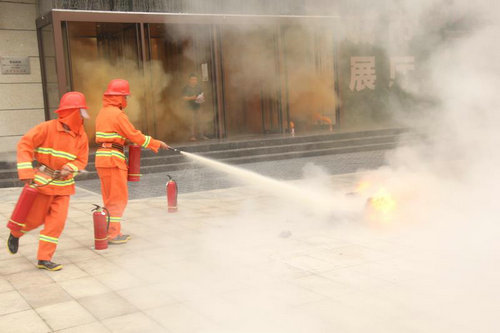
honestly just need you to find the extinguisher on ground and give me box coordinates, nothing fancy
[91,204,110,250]
[6,185,38,232]
[128,144,141,182]
[166,175,178,213]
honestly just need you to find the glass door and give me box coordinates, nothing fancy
[65,21,142,144]
[220,24,283,137]
[146,23,217,143]
[282,25,336,134]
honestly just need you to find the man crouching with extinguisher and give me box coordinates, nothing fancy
[95,79,169,245]
[6,92,90,271]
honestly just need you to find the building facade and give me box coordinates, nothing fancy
[1,0,432,153]
[36,8,340,145]
[0,0,44,154]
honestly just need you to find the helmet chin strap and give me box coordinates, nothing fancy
[121,95,128,109]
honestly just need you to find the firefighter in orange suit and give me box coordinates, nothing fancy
[7,92,90,271]
[95,79,168,244]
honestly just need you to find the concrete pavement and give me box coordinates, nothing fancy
[0,150,494,332]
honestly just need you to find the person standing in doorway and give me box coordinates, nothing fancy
[182,73,206,141]
[95,79,169,244]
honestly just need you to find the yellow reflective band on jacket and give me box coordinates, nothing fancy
[141,136,151,148]
[95,150,126,160]
[96,132,126,140]
[39,234,58,244]
[34,174,75,187]
[35,147,76,161]
[17,162,33,170]
[66,162,79,171]
[109,216,122,223]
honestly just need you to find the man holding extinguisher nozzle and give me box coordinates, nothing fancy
[95,79,169,245]
[6,92,90,271]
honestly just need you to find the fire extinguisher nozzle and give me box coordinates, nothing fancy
[167,147,180,153]
[91,204,101,212]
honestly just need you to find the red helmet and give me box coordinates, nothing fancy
[55,91,88,113]
[104,79,130,96]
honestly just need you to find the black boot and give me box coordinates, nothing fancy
[37,260,63,271]
[7,233,19,254]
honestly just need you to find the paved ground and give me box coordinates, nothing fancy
[0,149,496,332]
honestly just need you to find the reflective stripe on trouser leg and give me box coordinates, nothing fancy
[108,216,122,238]
[39,234,58,244]
[96,167,128,239]
[37,195,69,261]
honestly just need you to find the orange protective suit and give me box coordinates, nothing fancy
[12,110,89,261]
[95,94,161,239]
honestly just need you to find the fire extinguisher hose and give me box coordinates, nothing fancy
[167,146,181,153]
[30,169,87,188]
[103,206,110,232]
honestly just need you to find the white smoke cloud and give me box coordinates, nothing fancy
[176,1,500,331]
[344,0,500,330]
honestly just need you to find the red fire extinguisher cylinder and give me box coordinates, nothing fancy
[92,205,109,250]
[166,176,178,213]
[6,185,38,232]
[128,144,141,182]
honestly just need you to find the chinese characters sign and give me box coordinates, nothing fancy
[349,56,415,91]
[349,57,376,91]
[389,56,415,87]
[1,57,30,74]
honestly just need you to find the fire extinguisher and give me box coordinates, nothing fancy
[6,185,38,232]
[91,204,110,250]
[128,144,141,182]
[6,169,78,233]
[166,175,178,213]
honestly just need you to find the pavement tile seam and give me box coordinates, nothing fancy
[34,300,102,331]
[144,301,221,332]
[0,309,53,333]
[100,311,166,333]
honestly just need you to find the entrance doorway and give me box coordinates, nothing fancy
[66,21,144,143]
[220,25,283,137]
[282,25,336,133]
[147,23,217,142]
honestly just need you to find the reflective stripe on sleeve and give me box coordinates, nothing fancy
[141,136,151,148]
[66,163,79,171]
[17,162,33,170]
